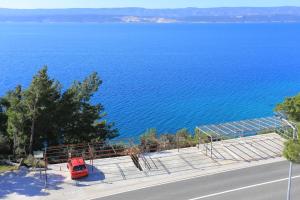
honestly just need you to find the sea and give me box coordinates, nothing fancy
[1,23,300,138]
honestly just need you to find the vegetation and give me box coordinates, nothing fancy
[175,128,199,148]
[139,127,206,152]
[283,140,300,163]
[0,165,16,173]
[276,93,300,122]
[140,128,160,151]
[23,155,46,168]
[0,66,118,158]
[0,99,10,155]
[276,93,300,163]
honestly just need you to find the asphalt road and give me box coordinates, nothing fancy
[96,161,300,200]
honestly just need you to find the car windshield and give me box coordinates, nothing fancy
[73,165,86,171]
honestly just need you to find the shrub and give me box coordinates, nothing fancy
[283,139,300,163]
[159,133,177,149]
[176,128,190,139]
[23,155,46,168]
[176,128,197,148]
[140,128,159,152]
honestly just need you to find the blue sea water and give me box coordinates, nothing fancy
[1,23,300,138]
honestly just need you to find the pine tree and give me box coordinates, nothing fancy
[0,98,10,154]
[24,66,61,154]
[58,72,118,143]
[276,94,300,163]
[5,86,28,156]
[0,66,118,156]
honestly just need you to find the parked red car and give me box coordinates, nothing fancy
[67,157,89,179]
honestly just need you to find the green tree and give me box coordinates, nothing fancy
[0,98,8,134]
[276,93,300,163]
[5,86,28,156]
[24,67,61,154]
[0,66,118,155]
[0,98,10,155]
[57,72,118,144]
[283,139,300,163]
[276,93,300,121]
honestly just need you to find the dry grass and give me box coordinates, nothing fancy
[0,165,16,173]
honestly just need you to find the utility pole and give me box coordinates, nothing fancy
[283,119,297,200]
[276,112,298,200]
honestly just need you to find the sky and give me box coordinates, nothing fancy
[1,0,300,9]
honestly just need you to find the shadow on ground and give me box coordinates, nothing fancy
[0,167,65,199]
[73,164,106,187]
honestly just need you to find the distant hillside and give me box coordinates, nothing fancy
[1,7,300,23]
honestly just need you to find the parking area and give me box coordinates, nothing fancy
[1,133,286,200]
[48,133,284,185]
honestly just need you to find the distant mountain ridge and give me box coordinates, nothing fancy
[1,7,300,23]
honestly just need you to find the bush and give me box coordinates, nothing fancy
[283,139,300,163]
[159,134,177,149]
[23,155,46,168]
[176,128,190,139]
[176,128,198,148]
[140,128,159,152]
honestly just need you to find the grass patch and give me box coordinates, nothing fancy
[0,165,16,173]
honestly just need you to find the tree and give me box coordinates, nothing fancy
[0,99,10,154]
[0,66,118,156]
[276,93,300,200]
[276,93,300,162]
[283,139,300,163]
[5,86,28,156]
[57,72,118,144]
[24,66,61,154]
[0,98,8,134]
[276,93,300,121]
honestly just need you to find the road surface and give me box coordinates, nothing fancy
[96,161,300,200]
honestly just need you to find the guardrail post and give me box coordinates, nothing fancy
[177,136,179,152]
[88,143,94,172]
[210,136,213,158]
[44,147,48,189]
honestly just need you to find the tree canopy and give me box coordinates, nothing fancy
[0,66,118,156]
[283,140,300,163]
[276,93,300,121]
[276,93,300,163]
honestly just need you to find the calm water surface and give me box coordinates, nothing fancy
[1,23,300,138]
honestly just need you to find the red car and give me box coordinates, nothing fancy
[67,157,89,179]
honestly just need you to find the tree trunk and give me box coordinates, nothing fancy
[13,131,17,156]
[29,114,35,155]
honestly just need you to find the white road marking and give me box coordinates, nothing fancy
[88,159,286,200]
[188,175,300,200]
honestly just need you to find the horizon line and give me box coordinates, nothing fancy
[1,6,300,10]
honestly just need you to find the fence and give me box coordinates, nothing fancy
[44,116,288,167]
